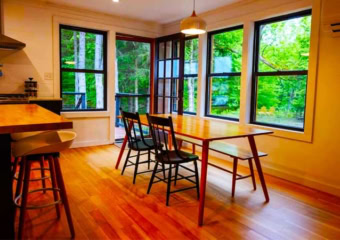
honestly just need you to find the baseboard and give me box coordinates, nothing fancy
[71,139,111,148]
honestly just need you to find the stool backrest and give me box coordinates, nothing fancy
[120,109,150,151]
[146,114,184,162]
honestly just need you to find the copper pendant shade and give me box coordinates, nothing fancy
[180,0,207,35]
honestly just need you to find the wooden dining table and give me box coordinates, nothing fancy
[0,104,73,239]
[115,114,273,226]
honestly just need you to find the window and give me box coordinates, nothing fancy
[115,34,152,140]
[251,10,312,131]
[183,36,199,114]
[60,25,107,111]
[206,26,243,120]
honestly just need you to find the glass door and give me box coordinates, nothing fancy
[155,33,185,114]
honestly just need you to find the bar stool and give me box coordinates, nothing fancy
[11,131,47,191]
[12,131,76,239]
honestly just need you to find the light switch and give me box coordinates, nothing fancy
[44,72,53,80]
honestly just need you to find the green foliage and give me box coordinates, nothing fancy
[61,28,104,110]
[116,40,151,112]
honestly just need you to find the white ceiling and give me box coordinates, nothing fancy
[45,0,240,24]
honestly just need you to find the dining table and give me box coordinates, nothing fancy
[0,104,73,239]
[115,114,273,226]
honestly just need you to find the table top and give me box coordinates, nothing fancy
[0,104,72,134]
[139,114,273,141]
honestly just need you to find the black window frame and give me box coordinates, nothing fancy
[59,24,108,112]
[205,25,244,121]
[183,35,199,115]
[250,9,312,131]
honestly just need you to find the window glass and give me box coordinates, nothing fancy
[252,12,311,130]
[208,76,240,119]
[211,28,243,73]
[184,38,199,75]
[206,27,243,119]
[60,26,106,111]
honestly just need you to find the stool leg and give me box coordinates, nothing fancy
[162,163,166,180]
[147,161,158,194]
[53,156,75,238]
[18,160,32,239]
[48,156,60,218]
[248,159,257,191]
[14,158,25,220]
[39,156,47,194]
[121,148,131,175]
[174,164,179,186]
[166,164,172,206]
[12,157,20,180]
[194,160,200,200]
[231,157,238,198]
[133,151,140,184]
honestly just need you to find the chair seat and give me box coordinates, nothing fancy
[156,150,199,164]
[129,138,155,151]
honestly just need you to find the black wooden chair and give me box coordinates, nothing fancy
[146,114,200,206]
[120,109,164,184]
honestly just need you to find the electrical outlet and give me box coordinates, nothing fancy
[44,72,53,80]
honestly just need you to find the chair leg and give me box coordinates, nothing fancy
[53,156,75,238]
[147,161,159,194]
[147,150,151,170]
[133,151,141,184]
[121,148,131,175]
[166,164,173,206]
[48,156,60,218]
[231,157,238,198]
[174,164,179,186]
[194,160,200,200]
[162,163,166,180]
[248,158,257,190]
[39,156,47,194]
[18,160,32,240]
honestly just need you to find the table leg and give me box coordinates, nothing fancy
[0,133,15,238]
[115,122,133,170]
[168,132,173,150]
[198,140,209,226]
[248,135,270,202]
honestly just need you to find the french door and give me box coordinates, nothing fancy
[154,33,185,114]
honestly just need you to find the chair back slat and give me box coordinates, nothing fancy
[120,109,150,151]
[146,114,185,162]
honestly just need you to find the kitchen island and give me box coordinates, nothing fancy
[0,104,72,239]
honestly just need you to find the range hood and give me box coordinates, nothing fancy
[0,0,25,55]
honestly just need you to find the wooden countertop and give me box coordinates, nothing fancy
[0,104,72,134]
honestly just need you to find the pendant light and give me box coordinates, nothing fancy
[180,0,207,35]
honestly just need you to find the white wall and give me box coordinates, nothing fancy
[163,0,340,197]
[0,0,162,147]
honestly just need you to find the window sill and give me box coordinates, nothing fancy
[245,123,312,143]
[202,116,312,143]
[61,111,111,119]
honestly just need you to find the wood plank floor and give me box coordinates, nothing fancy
[16,144,340,239]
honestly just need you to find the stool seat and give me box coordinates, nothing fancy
[12,131,76,158]
[11,131,44,141]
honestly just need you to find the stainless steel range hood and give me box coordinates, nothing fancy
[0,0,25,56]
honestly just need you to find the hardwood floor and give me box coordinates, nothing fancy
[16,144,340,239]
